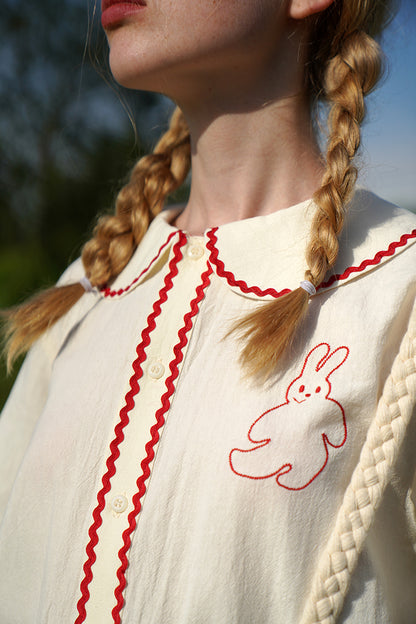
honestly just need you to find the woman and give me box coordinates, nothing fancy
[1,1,415,622]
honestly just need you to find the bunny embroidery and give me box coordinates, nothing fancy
[229,343,350,490]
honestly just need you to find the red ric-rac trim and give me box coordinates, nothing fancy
[111,262,213,622]
[207,227,416,297]
[206,228,291,298]
[74,232,187,624]
[320,229,416,289]
[102,231,179,297]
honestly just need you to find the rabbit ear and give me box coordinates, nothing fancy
[317,346,349,379]
[301,343,332,376]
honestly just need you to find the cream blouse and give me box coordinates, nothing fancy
[0,189,415,624]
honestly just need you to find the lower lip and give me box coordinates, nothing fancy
[101,3,146,29]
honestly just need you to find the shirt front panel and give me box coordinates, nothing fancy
[0,192,416,624]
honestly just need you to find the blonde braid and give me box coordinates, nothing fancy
[3,107,190,367]
[306,29,382,284]
[235,17,384,380]
[300,300,416,624]
[82,107,190,288]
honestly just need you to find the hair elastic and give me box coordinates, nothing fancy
[79,276,94,293]
[299,280,316,297]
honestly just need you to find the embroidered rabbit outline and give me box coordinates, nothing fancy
[229,343,350,490]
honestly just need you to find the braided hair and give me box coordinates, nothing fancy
[4,108,191,367]
[234,1,393,378]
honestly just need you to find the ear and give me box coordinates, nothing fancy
[318,346,349,378]
[288,0,335,20]
[301,343,331,375]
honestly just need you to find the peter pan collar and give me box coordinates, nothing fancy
[102,189,416,300]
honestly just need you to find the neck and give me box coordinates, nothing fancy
[171,22,324,236]
[175,99,322,235]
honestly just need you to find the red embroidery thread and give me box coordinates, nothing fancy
[103,231,179,298]
[207,227,416,298]
[74,232,187,624]
[111,263,213,622]
[229,343,349,491]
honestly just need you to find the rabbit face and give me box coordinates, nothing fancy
[286,343,349,405]
[287,378,329,403]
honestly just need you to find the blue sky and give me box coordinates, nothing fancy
[360,0,416,210]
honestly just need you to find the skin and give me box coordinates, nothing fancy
[105,0,335,235]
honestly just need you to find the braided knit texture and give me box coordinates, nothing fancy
[300,300,416,624]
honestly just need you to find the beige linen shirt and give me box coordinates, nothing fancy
[0,190,416,624]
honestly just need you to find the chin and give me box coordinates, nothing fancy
[108,48,154,91]
[106,34,169,93]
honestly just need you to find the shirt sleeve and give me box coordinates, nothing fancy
[0,257,92,522]
[411,407,416,511]
[0,335,55,521]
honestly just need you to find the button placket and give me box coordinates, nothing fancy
[85,235,209,619]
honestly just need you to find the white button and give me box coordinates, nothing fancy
[187,244,204,260]
[148,361,165,379]
[110,495,128,514]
